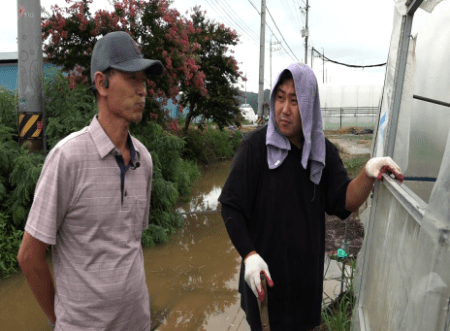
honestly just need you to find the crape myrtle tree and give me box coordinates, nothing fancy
[179,6,244,132]
[41,0,245,131]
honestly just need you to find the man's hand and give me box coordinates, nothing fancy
[365,156,404,182]
[244,253,274,301]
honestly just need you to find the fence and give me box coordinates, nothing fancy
[321,107,378,130]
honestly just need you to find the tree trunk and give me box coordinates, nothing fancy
[183,110,194,133]
[183,99,197,132]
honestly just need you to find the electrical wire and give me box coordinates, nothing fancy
[266,7,300,62]
[205,0,260,45]
[245,0,298,63]
[215,0,260,41]
[292,0,305,28]
[286,0,304,31]
[280,0,302,34]
[312,48,386,68]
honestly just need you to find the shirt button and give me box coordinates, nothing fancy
[124,191,128,197]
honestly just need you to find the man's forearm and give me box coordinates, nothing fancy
[345,165,376,213]
[20,261,56,324]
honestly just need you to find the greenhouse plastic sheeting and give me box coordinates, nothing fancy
[352,127,450,331]
[419,0,445,12]
[372,1,406,158]
[399,1,450,203]
[352,1,450,330]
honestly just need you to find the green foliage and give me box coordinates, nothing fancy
[181,129,208,163]
[180,7,244,131]
[203,125,233,158]
[0,87,18,131]
[176,158,201,200]
[322,259,357,331]
[7,147,45,227]
[0,213,23,278]
[44,72,97,149]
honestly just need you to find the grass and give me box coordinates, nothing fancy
[313,258,357,331]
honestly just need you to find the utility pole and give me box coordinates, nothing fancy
[270,34,281,88]
[245,72,248,104]
[304,0,309,65]
[257,0,267,124]
[321,47,325,84]
[17,0,46,152]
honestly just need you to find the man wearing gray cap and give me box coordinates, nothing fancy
[17,31,164,331]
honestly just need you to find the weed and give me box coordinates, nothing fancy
[320,258,357,331]
[0,213,23,278]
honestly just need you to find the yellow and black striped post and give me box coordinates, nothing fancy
[18,112,44,151]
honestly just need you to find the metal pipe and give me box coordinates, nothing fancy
[413,94,450,108]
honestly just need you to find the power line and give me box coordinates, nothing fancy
[215,0,260,41]
[208,0,259,43]
[280,0,301,34]
[215,0,258,38]
[312,47,386,68]
[205,0,260,45]
[292,0,304,28]
[266,6,300,62]
[244,0,298,65]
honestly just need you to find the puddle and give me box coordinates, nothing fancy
[0,159,352,331]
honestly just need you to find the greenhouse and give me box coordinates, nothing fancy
[352,0,450,330]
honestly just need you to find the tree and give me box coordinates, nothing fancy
[179,6,245,131]
[41,0,245,130]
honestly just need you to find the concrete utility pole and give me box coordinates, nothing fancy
[257,0,266,123]
[322,47,325,83]
[17,0,46,152]
[301,0,309,66]
[270,34,281,89]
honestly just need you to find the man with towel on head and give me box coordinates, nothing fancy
[219,63,403,330]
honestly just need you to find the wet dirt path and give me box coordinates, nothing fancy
[0,159,356,330]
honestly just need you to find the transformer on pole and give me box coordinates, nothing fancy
[17,0,46,152]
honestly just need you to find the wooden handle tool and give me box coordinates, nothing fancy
[258,273,271,331]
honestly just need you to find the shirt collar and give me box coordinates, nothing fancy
[89,115,140,160]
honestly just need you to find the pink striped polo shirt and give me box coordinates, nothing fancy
[25,115,152,331]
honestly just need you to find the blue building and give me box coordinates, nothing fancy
[0,51,190,120]
[0,52,59,91]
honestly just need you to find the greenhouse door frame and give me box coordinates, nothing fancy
[355,0,431,330]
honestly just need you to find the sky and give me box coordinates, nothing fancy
[2,0,396,93]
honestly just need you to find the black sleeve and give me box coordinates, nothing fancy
[218,129,264,258]
[221,204,255,259]
[324,138,352,220]
[218,131,263,220]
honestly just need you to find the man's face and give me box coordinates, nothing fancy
[105,69,148,123]
[274,78,303,144]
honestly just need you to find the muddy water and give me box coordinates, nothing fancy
[0,159,348,331]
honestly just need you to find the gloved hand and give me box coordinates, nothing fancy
[244,253,274,301]
[365,156,404,182]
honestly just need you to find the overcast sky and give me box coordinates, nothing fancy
[2,0,396,92]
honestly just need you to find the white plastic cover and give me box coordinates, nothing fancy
[419,0,445,12]
[396,1,450,203]
[372,1,407,157]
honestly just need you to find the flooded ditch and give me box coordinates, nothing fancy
[0,159,363,331]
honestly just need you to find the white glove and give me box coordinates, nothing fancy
[365,156,404,182]
[244,253,274,301]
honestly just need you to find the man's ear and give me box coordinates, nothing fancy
[94,71,108,98]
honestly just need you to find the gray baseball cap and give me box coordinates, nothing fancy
[90,31,164,83]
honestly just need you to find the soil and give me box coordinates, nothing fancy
[325,212,365,257]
